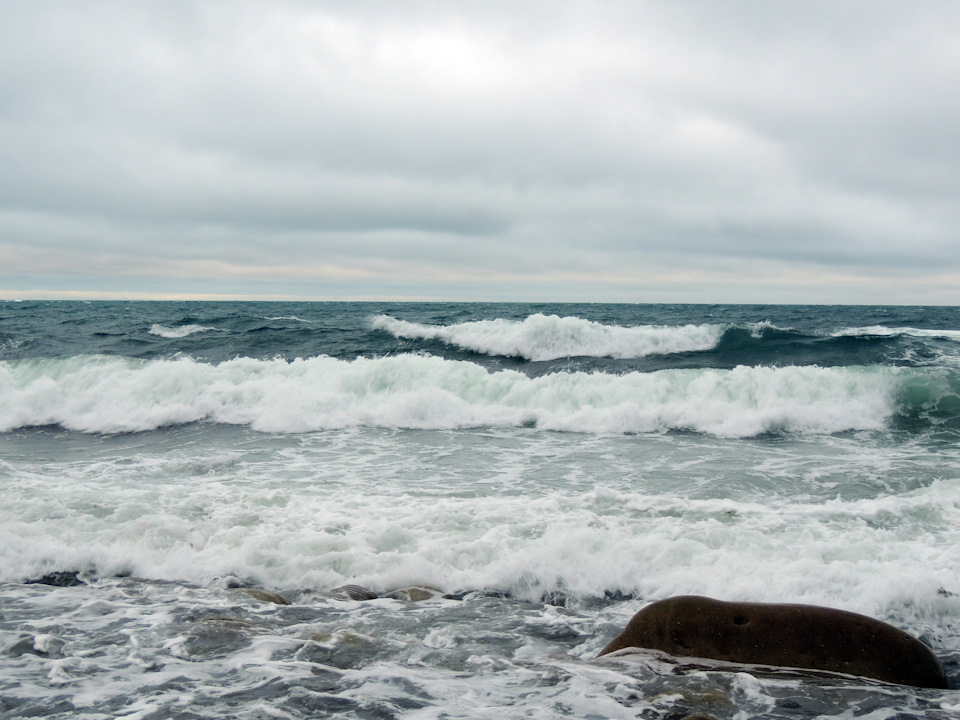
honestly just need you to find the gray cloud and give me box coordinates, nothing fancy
[1,1,959,302]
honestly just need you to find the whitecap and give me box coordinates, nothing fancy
[834,326,960,342]
[148,324,217,339]
[748,320,792,338]
[372,313,725,361]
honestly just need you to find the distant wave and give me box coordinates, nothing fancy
[833,326,960,342]
[2,354,955,437]
[148,324,217,339]
[372,313,725,361]
[371,314,960,367]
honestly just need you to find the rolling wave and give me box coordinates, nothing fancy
[372,314,960,370]
[2,354,956,437]
[372,313,725,361]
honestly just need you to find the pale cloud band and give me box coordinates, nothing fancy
[2,1,959,303]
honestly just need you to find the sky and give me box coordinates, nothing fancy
[2,1,959,304]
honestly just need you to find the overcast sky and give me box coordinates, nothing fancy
[2,1,959,303]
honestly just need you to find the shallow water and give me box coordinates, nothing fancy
[3,575,959,720]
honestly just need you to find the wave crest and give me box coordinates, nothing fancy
[1,354,948,437]
[834,326,960,342]
[372,313,725,361]
[148,324,216,339]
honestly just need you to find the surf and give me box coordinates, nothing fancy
[3,354,954,437]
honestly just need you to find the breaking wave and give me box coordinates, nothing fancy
[2,354,957,437]
[149,324,217,339]
[372,313,725,361]
[834,326,960,342]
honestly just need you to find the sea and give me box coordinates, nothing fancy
[2,301,960,720]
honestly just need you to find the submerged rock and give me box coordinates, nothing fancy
[306,629,384,669]
[200,615,257,628]
[25,571,86,587]
[233,588,292,605]
[383,586,445,602]
[303,584,462,603]
[598,595,948,689]
[180,617,255,659]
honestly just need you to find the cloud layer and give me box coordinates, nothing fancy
[2,1,959,302]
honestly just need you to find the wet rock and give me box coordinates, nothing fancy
[233,587,291,605]
[305,630,383,669]
[219,575,257,589]
[327,584,379,601]
[181,618,253,659]
[25,571,86,587]
[384,586,445,602]
[541,590,572,607]
[598,595,948,689]
[200,615,256,627]
[304,584,463,603]
[662,710,721,720]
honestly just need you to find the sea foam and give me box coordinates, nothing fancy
[1,354,945,437]
[2,457,958,615]
[372,313,725,361]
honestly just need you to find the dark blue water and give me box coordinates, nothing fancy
[3,301,958,368]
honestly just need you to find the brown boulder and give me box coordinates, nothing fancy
[327,584,380,601]
[384,586,445,602]
[233,588,292,605]
[598,595,947,689]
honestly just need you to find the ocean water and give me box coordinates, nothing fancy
[2,301,960,719]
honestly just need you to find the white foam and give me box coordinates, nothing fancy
[148,324,217,339]
[372,313,725,360]
[2,453,958,621]
[0,355,914,437]
[748,320,791,338]
[834,326,960,342]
